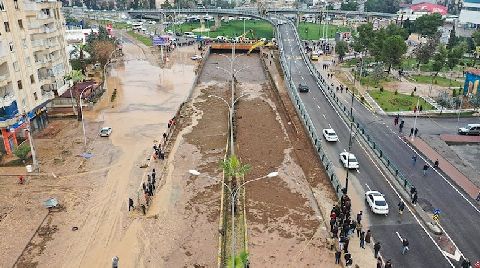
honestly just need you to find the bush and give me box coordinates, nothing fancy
[452,88,457,97]
[13,143,31,162]
[394,89,398,95]
[380,86,384,92]
[411,91,415,97]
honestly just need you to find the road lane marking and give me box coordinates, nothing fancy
[395,231,403,241]
[322,114,326,119]
[365,183,371,191]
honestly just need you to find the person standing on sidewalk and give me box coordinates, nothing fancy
[344,236,350,253]
[476,191,480,202]
[412,154,417,165]
[112,256,119,268]
[414,128,419,136]
[128,198,134,211]
[423,164,429,176]
[356,211,363,224]
[402,238,410,255]
[376,257,383,268]
[374,242,381,258]
[365,230,372,244]
[409,128,414,137]
[360,231,365,249]
[412,192,418,206]
[356,222,362,237]
[334,250,341,264]
[434,159,439,168]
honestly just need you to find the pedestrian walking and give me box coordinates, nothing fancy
[147,175,151,184]
[409,128,414,137]
[344,252,352,266]
[338,238,344,252]
[410,186,417,198]
[394,117,398,126]
[140,204,146,215]
[18,175,24,185]
[412,192,418,205]
[152,169,156,180]
[434,159,439,168]
[461,258,471,268]
[330,218,336,232]
[163,132,167,142]
[385,259,393,268]
[374,242,381,258]
[414,128,419,136]
[344,237,350,253]
[412,154,417,165]
[112,256,119,268]
[128,198,134,211]
[356,211,363,224]
[332,224,339,238]
[376,257,383,268]
[476,191,480,202]
[398,200,405,215]
[399,121,404,133]
[360,231,365,249]
[402,238,410,255]
[423,164,429,176]
[365,230,371,244]
[142,182,147,193]
[356,222,362,237]
[335,250,341,264]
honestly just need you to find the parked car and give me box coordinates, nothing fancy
[458,123,480,135]
[365,191,389,215]
[339,152,359,169]
[323,128,338,142]
[99,127,112,137]
[298,84,309,93]
[191,55,203,60]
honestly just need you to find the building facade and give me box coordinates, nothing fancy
[0,0,71,155]
[459,0,480,27]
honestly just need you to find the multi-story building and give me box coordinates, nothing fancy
[459,0,480,27]
[0,0,71,155]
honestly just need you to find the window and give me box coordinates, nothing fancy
[4,21,10,32]
[30,74,35,84]
[33,92,38,100]
[26,57,31,66]
[13,61,19,72]
[9,42,13,52]
[22,38,27,49]
[17,80,23,90]
[0,1,5,11]
[18,19,23,29]
[14,0,18,9]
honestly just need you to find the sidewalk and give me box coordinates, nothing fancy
[407,137,480,199]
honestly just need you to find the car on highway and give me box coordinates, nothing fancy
[365,191,389,215]
[191,55,203,60]
[99,127,112,137]
[298,84,309,93]
[339,152,359,169]
[323,128,338,142]
[458,123,480,135]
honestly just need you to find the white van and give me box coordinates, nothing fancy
[458,124,480,135]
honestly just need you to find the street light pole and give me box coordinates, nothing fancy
[24,113,39,172]
[189,170,279,268]
[79,85,93,150]
[345,90,355,193]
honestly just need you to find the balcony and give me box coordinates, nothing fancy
[0,95,19,125]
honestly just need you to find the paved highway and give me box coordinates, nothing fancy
[315,57,480,263]
[278,22,460,267]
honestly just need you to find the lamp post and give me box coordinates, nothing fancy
[345,90,355,193]
[189,169,279,267]
[23,113,39,172]
[79,85,93,150]
[208,93,249,155]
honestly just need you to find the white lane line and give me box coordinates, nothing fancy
[395,231,403,241]
[314,79,455,267]
[356,169,360,173]
[365,183,371,191]
[322,114,326,119]
[328,124,332,128]
[317,105,321,110]
[399,136,480,215]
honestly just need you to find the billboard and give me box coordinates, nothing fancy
[463,70,480,96]
[153,35,170,46]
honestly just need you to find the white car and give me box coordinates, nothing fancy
[99,127,112,137]
[339,152,359,169]
[365,191,389,215]
[191,55,202,60]
[323,128,338,142]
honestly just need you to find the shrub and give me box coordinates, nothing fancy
[452,88,457,97]
[14,142,31,162]
[411,91,415,97]
[394,89,398,95]
[380,86,384,92]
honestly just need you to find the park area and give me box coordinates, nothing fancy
[167,20,275,39]
[369,89,433,112]
[297,22,352,40]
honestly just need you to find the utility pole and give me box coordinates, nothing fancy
[24,114,39,172]
[345,90,355,193]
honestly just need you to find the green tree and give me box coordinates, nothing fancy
[447,25,458,50]
[382,35,407,73]
[447,43,466,70]
[335,41,349,61]
[470,93,480,111]
[431,45,447,75]
[220,155,251,181]
[352,23,374,54]
[161,0,173,8]
[13,143,31,162]
[366,0,400,13]
[472,29,480,46]
[415,42,435,66]
[66,70,86,121]
[228,251,249,268]
[341,0,358,11]
[385,24,408,40]
[413,13,444,37]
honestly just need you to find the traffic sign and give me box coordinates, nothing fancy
[433,214,440,221]
[433,208,441,215]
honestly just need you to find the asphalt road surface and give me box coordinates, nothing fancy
[277,21,465,267]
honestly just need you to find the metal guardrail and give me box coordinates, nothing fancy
[274,19,344,199]
[286,22,415,195]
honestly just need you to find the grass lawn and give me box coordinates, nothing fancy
[369,90,434,112]
[167,20,274,39]
[297,22,352,40]
[127,30,153,46]
[341,57,375,67]
[409,75,463,88]
[360,75,391,88]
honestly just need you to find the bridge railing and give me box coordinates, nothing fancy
[274,18,344,199]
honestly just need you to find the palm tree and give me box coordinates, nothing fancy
[65,70,85,121]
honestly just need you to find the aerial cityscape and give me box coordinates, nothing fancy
[0,0,479,267]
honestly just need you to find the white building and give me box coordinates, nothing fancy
[459,0,480,27]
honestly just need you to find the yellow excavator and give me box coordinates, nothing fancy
[247,39,276,54]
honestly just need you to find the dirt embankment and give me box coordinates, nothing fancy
[235,55,337,266]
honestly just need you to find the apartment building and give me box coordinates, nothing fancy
[459,0,480,27]
[0,0,71,155]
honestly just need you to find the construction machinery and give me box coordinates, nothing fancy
[247,39,277,54]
